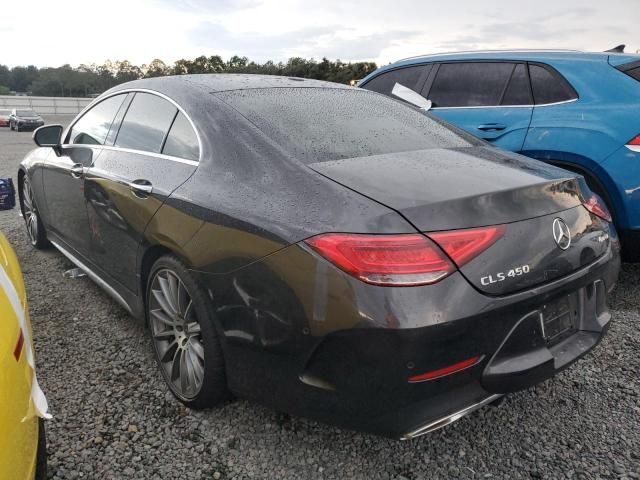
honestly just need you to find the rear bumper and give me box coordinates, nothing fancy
[197,228,621,438]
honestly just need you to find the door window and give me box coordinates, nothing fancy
[501,64,531,105]
[115,93,177,153]
[162,112,199,161]
[428,62,514,107]
[68,94,127,145]
[528,64,577,105]
[361,65,430,96]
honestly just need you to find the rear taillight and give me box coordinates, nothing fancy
[429,225,506,267]
[626,134,640,152]
[305,233,455,286]
[583,193,612,223]
[305,225,506,287]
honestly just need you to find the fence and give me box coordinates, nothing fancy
[0,95,92,114]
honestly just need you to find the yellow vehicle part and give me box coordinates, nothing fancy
[0,232,39,480]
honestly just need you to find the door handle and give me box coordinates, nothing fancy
[477,123,507,131]
[129,179,153,198]
[70,163,85,179]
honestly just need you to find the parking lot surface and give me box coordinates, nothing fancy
[0,116,638,479]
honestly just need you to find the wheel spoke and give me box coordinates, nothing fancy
[171,347,182,383]
[186,348,202,388]
[160,338,178,364]
[157,276,179,315]
[152,288,177,317]
[179,350,189,392]
[186,321,200,336]
[191,339,205,361]
[177,282,189,316]
[150,308,175,328]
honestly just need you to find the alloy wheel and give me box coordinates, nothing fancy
[22,179,39,245]
[149,268,205,400]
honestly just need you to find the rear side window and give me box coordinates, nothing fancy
[162,112,199,161]
[69,94,126,145]
[115,93,177,153]
[361,65,429,96]
[428,62,514,107]
[528,64,577,104]
[501,64,531,105]
[216,88,476,164]
[626,67,640,81]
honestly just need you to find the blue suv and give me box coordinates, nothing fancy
[359,50,640,260]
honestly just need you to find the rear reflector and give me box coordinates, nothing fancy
[305,233,455,286]
[626,134,640,152]
[408,355,483,383]
[428,225,506,267]
[583,193,612,223]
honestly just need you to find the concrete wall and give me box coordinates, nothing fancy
[0,95,92,114]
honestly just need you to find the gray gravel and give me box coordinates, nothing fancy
[0,116,638,480]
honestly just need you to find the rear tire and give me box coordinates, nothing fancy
[35,419,47,480]
[146,254,228,409]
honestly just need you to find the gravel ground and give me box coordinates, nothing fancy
[0,116,638,480]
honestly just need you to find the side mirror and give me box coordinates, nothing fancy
[33,124,63,148]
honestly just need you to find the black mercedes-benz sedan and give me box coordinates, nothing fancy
[18,75,620,439]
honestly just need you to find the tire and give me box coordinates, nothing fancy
[146,254,228,409]
[34,419,47,480]
[20,176,49,249]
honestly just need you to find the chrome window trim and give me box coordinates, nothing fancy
[50,239,133,315]
[430,97,578,111]
[59,143,199,167]
[62,88,203,163]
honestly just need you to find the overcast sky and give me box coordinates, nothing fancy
[2,0,638,68]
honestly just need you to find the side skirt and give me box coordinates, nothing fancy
[50,239,138,317]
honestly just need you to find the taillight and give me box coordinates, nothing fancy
[626,134,640,152]
[305,233,455,286]
[428,225,506,267]
[583,193,612,223]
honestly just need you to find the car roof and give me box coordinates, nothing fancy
[110,74,352,94]
[366,50,640,77]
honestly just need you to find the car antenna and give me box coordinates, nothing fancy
[604,44,625,53]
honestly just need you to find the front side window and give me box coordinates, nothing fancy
[115,93,177,153]
[69,94,127,145]
[428,62,515,107]
[361,65,429,96]
[162,112,199,161]
[528,64,577,104]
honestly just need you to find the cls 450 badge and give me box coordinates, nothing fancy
[481,265,531,286]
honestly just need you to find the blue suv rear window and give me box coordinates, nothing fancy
[528,64,577,105]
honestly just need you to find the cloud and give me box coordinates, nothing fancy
[190,23,421,61]
[151,0,259,13]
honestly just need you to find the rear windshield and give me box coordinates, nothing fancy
[216,88,475,164]
[617,60,640,82]
[17,110,37,116]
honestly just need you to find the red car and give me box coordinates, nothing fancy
[0,110,10,127]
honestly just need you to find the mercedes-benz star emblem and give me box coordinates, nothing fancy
[552,218,571,250]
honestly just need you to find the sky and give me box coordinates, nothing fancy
[2,0,639,68]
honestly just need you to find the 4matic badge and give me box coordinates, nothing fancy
[480,265,531,286]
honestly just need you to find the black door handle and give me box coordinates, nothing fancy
[477,123,507,131]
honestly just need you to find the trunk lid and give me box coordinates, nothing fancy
[310,146,612,294]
